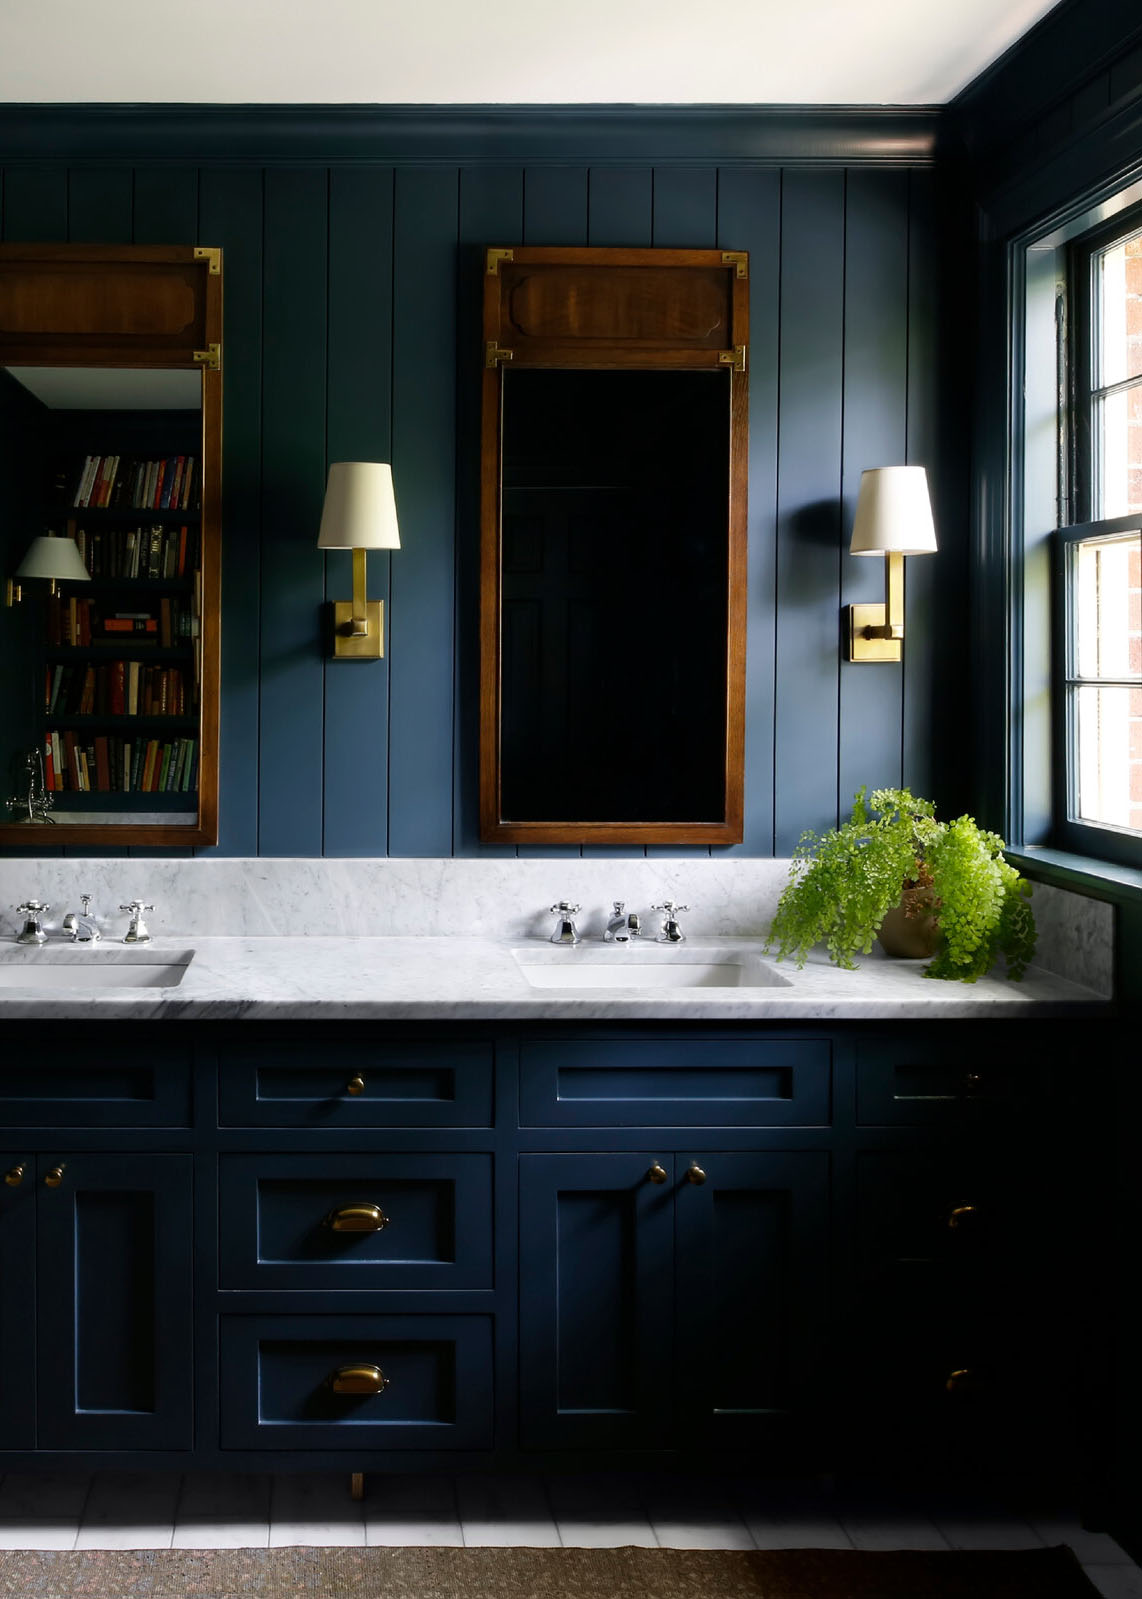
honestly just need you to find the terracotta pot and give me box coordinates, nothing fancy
[876,886,941,959]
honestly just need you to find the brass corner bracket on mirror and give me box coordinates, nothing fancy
[479,245,749,846]
[0,242,223,848]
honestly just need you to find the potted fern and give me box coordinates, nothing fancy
[766,787,1036,983]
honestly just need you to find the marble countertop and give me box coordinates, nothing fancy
[0,934,1114,1020]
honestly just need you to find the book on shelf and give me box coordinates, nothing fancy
[70,521,198,581]
[44,729,197,795]
[44,660,193,719]
[70,454,199,512]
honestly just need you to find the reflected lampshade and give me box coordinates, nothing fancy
[850,466,937,556]
[14,532,91,583]
[317,462,401,551]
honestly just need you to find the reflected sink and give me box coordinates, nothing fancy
[0,946,195,990]
[512,945,791,990]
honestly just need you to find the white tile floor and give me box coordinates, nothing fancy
[0,1472,1139,1596]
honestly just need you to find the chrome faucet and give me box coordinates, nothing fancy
[15,900,50,945]
[120,900,154,944]
[604,901,642,943]
[62,894,101,943]
[653,900,689,943]
[549,901,581,945]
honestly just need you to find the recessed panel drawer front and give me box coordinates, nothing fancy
[856,1037,1046,1126]
[519,1039,831,1127]
[0,1040,191,1127]
[219,1153,493,1290]
[218,1038,493,1128]
[219,1314,494,1450]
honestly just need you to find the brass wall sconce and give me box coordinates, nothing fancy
[846,466,937,663]
[5,530,91,607]
[317,462,400,661]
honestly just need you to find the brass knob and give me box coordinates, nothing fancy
[326,1203,390,1233]
[330,1363,389,1395]
[945,1368,980,1395]
[647,1163,668,1184]
[5,1164,25,1187]
[686,1162,707,1185]
[44,1164,66,1188]
[948,1203,978,1229]
[963,1072,984,1092]
[346,1075,366,1096]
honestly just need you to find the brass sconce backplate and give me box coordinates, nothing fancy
[847,603,902,662]
[328,599,385,660]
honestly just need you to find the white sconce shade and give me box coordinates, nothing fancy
[849,466,937,556]
[317,462,400,551]
[14,533,91,583]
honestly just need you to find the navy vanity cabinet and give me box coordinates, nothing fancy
[519,1150,830,1454]
[0,1152,193,1451]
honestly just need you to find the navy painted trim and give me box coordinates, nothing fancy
[0,105,940,168]
[951,0,1142,161]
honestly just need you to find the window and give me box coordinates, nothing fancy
[1055,208,1142,864]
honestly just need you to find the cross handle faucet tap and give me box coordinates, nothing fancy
[119,901,154,944]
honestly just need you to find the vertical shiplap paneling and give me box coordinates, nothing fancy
[388,168,459,856]
[651,169,717,247]
[1,167,68,241]
[322,167,395,857]
[903,169,938,806]
[258,168,328,856]
[587,169,653,247]
[717,168,781,856]
[131,169,199,245]
[649,167,719,857]
[455,169,524,859]
[523,168,588,247]
[517,167,590,861]
[129,166,201,858]
[196,167,264,858]
[836,170,909,815]
[773,171,846,851]
[67,169,133,243]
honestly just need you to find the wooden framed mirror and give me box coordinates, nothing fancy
[480,245,748,846]
[0,244,221,847]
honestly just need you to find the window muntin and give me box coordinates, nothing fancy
[1089,225,1142,518]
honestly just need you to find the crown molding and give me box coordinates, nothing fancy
[0,103,941,167]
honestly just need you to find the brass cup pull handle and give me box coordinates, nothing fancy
[44,1164,66,1188]
[647,1163,668,1185]
[945,1368,980,1395]
[963,1072,984,1093]
[346,1074,366,1096]
[5,1164,25,1187]
[330,1363,389,1396]
[686,1162,707,1185]
[948,1203,978,1229]
[326,1203,390,1233]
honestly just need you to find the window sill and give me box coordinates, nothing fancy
[1005,846,1142,905]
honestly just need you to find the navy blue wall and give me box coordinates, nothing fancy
[0,111,966,858]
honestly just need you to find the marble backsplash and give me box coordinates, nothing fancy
[0,856,1115,995]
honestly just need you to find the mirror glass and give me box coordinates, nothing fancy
[0,365,204,828]
[499,367,730,824]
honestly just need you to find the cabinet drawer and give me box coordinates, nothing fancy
[218,1037,493,1128]
[0,1040,191,1127]
[856,1037,1047,1126]
[519,1038,830,1126]
[219,1314,494,1450]
[219,1153,493,1290]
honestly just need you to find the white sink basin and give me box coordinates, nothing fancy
[0,946,195,990]
[512,945,791,990]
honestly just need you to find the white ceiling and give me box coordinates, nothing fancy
[0,0,1060,106]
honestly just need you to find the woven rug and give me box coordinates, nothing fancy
[0,1544,1102,1598]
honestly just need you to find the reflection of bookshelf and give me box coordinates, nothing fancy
[36,449,202,806]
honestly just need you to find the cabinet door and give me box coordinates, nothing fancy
[0,1153,35,1448]
[36,1153,193,1450]
[519,1154,675,1451]
[675,1152,830,1452]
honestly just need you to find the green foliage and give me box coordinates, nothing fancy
[766,787,1036,983]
